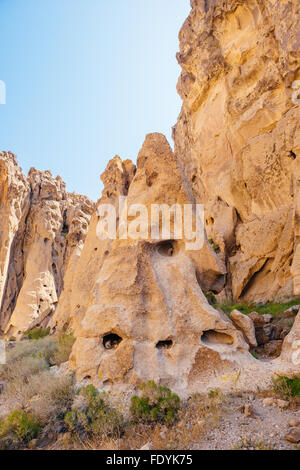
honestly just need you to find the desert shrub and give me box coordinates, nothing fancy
[29,371,74,426]
[208,239,220,253]
[233,437,274,450]
[130,381,180,425]
[205,291,216,305]
[1,356,49,408]
[1,355,48,383]
[217,298,300,318]
[0,410,41,447]
[49,332,75,365]
[64,385,124,439]
[251,352,259,360]
[1,336,57,368]
[0,335,75,437]
[208,388,222,399]
[0,337,57,384]
[0,333,74,385]
[273,375,300,400]
[24,327,50,340]
[0,337,60,408]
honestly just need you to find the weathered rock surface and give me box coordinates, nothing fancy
[0,153,94,336]
[230,310,257,347]
[285,427,300,444]
[49,155,136,334]
[0,152,30,330]
[1,0,300,395]
[68,133,274,396]
[174,0,300,304]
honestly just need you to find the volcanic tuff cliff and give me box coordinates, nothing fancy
[175,0,300,303]
[0,0,300,395]
[0,151,94,337]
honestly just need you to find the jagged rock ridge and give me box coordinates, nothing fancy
[0,151,94,336]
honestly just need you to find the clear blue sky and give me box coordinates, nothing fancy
[0,0,190,201]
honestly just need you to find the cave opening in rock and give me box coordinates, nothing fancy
[156,339,173,349]
[103,333,122,350]
[157,241,175,257]
[196,269,225,295]
[201,330,234,346]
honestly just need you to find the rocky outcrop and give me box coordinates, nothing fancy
[1,1,300,395]
[68,133,275,396]
[230,309,257,348]
[0,153,94,336]
[66,1,300,394]
[49,155,136,334]
[0,152,30,330]
[174,0,300,303]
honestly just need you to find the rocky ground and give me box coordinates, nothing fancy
[1,361,300,450]
[194,394,300,450]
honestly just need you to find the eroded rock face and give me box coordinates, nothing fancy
[49,156,136,334]
[67,1,300,394]
[174,0,300,304]
[1,1,300,395]
[0,152,30,330]
[68,134,272,396]
[0,154,94,336]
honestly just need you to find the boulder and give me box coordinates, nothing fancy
[230,310,257,347]
[285,428,300,444]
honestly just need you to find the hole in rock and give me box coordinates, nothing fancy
[290,150,296,160]
[83,376,91,380]
[157,241,176,257]
[103,333,122,350]
[61,223,69,235]
[196,270,225,294]
[201,330,234,346]
[103,379,113,386]
[156,339,173,350]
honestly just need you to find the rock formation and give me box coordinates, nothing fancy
[0,152,94,337]
[49,156,136,334]
[69,134,256,396]
[0,0,300,395]
[174,0,300,304]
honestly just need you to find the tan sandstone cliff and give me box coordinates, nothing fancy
[1,0,300,396]
[175,0,300,303]
[0,153,94,337]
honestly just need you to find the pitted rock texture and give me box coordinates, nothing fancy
[0,153,94,336]
[1,1,300,395]
[49,155,136,334]
[68,134,277,396]
[66,1,300,394]
[174,0,300,304]
[0,152,30,330]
